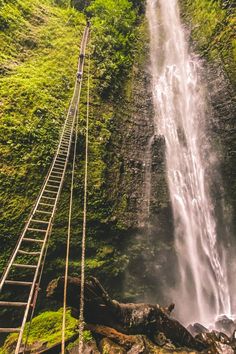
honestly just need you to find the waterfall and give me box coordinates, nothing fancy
[146,0,232,325]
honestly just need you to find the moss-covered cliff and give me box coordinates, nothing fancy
[0,0,148,310]
[181,0,235,84]
[0,0,85,267]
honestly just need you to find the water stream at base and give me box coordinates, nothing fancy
[146,0,232,325]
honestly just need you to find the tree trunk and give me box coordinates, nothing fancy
[46,276,207,351]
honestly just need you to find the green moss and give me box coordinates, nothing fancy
[66,330,92,351]
[0,309,77,354]
[0,0,85,271]
[86,0,140,96]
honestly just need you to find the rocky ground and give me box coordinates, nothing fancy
[2,277,236,354]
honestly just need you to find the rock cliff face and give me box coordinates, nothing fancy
[117,0,236,304]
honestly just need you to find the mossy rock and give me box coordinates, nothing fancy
[0,308,78,354]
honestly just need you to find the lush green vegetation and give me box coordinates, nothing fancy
[0,0,85,270]
[181,0,236,84]
[86,0,139,95]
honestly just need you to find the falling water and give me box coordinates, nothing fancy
[146,0,232,325]
[139,136,153,227]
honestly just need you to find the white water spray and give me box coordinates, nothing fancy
[146,0,232,325]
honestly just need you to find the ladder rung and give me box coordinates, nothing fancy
[51,170,63,173]
[5,280,33,286]
[50,175,62,179]
[54,162,65,166]
[46,184,59,189]
[31,219,50,225]
[27,228,47,233]
[50,172,62,177]
[13,263,37,269]
[0,328,20,333]
[44,190,58,194]
[0,301,27,307]
[53,166,64,170]
[48,179,60,184]
[22,237,44,243]
[41,196,56,201]
[18,250,41,255]
[58,152,67,156]
[38,202,54,207]
[35,210,51,215]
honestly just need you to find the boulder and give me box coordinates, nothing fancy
[68,339,99,354]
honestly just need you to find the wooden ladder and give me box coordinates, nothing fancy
[0,24,90,353]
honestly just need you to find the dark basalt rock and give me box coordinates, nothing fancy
[215,315,236,337]
[187,323,209,337]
